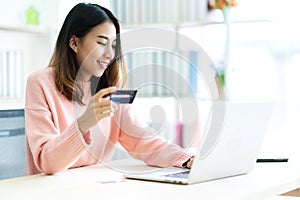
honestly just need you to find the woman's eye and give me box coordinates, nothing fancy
[97,42,107,46]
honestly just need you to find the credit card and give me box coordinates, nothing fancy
[110,90,138,104]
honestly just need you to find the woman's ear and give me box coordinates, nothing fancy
[69,35,79,54]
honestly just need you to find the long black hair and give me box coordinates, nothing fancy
[49,3,126,104]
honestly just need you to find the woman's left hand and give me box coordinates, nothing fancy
[186,156,194,169]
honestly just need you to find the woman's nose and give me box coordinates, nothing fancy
[104,45,114,60]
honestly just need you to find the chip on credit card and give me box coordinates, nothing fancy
[110,90,137,104]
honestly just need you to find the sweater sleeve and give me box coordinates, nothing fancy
[25,71,89,175]
[115,105,194,168]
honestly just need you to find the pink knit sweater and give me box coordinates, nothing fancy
[25,67,192,175]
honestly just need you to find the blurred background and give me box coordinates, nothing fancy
[0,0,299,161]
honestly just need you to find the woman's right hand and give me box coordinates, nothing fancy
[77,86,118,134]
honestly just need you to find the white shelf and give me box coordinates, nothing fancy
[0,98,24,110]
[0,24,48,35]
[121,19,273,30]
[121,20,219,29]
[0,24,52,110]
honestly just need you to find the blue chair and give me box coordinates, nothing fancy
[0,109,25,180]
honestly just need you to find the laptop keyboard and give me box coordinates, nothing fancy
[164,171,190,179]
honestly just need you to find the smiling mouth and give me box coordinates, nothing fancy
[98,61,109,70]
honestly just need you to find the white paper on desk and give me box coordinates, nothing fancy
[95,172,125,184]
[96,177,125,184]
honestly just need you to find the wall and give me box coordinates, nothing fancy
[0,0,59,109]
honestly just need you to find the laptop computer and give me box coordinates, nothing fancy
[123,100,274,184]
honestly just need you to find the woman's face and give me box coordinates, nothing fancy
[74,21,117,81]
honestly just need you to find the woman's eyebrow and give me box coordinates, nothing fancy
[97,35,109,40]
[97,35,116,42]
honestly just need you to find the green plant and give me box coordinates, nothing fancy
[216,67,225,86]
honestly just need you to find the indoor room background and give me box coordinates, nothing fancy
[0,0,299,176]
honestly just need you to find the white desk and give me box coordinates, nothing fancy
[0,159,299,200]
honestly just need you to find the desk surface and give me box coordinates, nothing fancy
[0,158,299,200]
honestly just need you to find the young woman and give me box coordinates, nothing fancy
[25,2,193,175]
